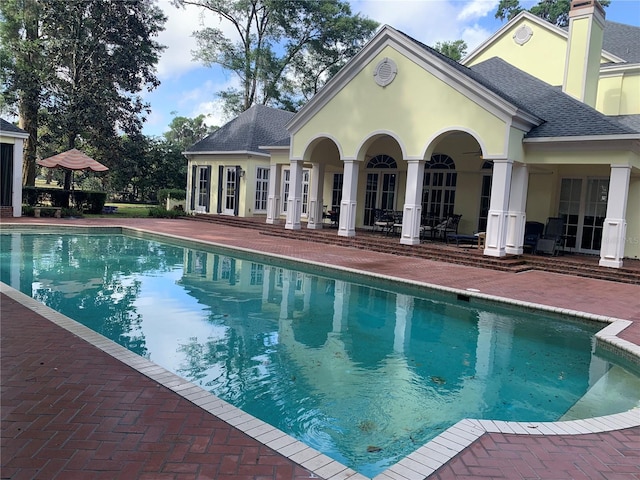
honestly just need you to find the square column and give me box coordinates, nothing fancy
[307,162,325,230]
[266,163,282,224]
[285,159,303,230]
[600,164,630,268]
[505,163,529,255]
[484,159,513,258]
[13,140,24,217]
[338,159,360,237]
[400,160,425,245]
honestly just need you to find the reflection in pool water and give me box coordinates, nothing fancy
[1,231,639,478]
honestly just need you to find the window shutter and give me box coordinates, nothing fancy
[190,165,196,210]
[217,165,223,213]
[234,166,241,216]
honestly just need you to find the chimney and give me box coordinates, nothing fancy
[562,0,605,107]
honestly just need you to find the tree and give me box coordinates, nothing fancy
[164,114,217,151]
[0,0,167,187]
[171,0,378,116]
[433,40,468,61]
[0,0,47,186]
[495,0,610,26]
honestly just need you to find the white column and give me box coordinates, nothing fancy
[13,139,24,217]
[484,159,513,257]
[505,163,529,255]
[338,159,360,237]
[600,164,631,268]
[285,159,303,230]
[266,163,282,224]
[400,160,425,245]
[307,162,325,230]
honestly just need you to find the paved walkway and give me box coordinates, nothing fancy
[2,217,640,479]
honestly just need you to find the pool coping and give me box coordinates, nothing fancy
[2,223,640,480]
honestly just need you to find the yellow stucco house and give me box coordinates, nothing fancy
[184,0,639,268]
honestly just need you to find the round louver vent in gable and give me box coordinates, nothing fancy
[513,24,533,45]
[373,57,397,87]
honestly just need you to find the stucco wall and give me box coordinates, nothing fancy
[292,45,508,161]
[465,18,568,86]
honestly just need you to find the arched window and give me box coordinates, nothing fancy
[366,154,397,169]
[422,154,457,219]
[364,154,398,225]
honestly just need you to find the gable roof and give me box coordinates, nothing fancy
[463,11,632,66]
[288,25,542,138]
[0,118,28,137]
[185,104,294,155]
[470,57,639,138]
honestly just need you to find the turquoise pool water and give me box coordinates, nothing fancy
[2,230,639,477]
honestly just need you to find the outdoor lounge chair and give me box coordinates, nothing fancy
[535,217,565,255]
[523,221,545,253]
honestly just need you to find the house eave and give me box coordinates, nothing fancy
[183,150,270,158]
[524,134,640,143]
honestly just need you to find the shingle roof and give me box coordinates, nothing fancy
[599,21,639,63]
[0,118,27,136]
[470,57,638,137]
[185,104,294,154]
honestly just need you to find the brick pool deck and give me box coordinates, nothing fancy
[2,217,639,479]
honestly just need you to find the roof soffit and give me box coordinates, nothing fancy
[462,11,623,66]
[287,25,540,136]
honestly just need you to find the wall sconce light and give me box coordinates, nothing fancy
[239,169,245,178]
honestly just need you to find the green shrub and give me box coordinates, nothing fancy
[22,186,106,213]
[22,205,34,217]
[157,188,186,206]
[148,207,184,218]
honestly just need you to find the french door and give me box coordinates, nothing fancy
[364,172,397,225]
[194,166,210,213]
[222,166,237,215]
[558,177,608,254]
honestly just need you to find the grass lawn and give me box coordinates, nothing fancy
[86,203,157,218]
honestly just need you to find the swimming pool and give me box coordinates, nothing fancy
[2,228,639,478]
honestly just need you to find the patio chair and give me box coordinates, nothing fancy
[523,221,545,253]
[373,209,394,234]
[535,217,565,255]
[422,214,461,241]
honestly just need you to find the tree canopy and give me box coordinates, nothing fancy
[171,0,379,116]
[164,114,217,151]
[0,0,167,186]
[432,40,468,61]
[495,0,610,27]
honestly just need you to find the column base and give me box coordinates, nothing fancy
[599,258,623,268]
[400,237,420,246]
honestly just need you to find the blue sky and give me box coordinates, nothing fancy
[143,0,640,137]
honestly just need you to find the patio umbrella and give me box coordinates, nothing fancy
[38,148,109,173]
[37,149,109,206]
[37,148,109,190]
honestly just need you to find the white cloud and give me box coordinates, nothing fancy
[457,0,499,21]
[350,0,498,50]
